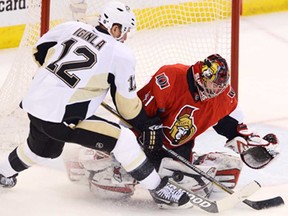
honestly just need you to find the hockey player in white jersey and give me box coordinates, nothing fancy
[0,1,192,209]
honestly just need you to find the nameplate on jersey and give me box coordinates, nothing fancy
[73,28,106,50]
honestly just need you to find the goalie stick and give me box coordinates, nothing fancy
[163,146,284,210]
[169,178,260,213]
[100,101,285,211]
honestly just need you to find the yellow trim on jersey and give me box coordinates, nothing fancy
[69,73,110,103]
[115,93,142,120]
[1,0,287,49]
[76,119,121,139]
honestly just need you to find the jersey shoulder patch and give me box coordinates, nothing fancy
[155,72,170,90]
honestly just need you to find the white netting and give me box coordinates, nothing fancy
[0,0,234,150]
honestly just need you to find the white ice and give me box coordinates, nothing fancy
[0,11,288,216]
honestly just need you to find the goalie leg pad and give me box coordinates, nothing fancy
[63,144,137,199]
[87,154,136,199]
[197,152,243,190]
[158,157,217,198]
[64,160,86,182]
[62,145,93,184]
[81,148,136,199]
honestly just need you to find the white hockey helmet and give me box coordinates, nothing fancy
[98,1,136,40]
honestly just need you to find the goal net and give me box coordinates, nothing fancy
[0,0,239,150]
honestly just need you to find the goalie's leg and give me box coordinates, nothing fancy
[82,149,137,199]
[195,152,243,190]
[62,145,88,183]
[112,126,192,209]
[158,157,217,198]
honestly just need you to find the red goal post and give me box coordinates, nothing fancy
[231,0,240,100]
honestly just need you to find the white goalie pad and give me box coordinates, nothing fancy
[198,152,243,190]
[62,145,89,184]
[63,145,108,184]
[87,154,137,199]
[158,157,217,198]
[63,145,136,199]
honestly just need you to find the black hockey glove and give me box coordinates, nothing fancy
[138,116,163,152]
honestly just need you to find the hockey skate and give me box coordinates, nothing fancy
[150,176,192,209]
[0,174,17,188]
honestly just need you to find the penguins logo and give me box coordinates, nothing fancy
[164,105,198,146]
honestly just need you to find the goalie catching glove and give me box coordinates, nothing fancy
[138,116,163,152]
[225,124,279,169]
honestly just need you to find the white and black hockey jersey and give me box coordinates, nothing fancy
[21,21,143,124]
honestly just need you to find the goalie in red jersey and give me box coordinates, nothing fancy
[64,54,279,199]
[136,54,279,192]
[135,54,279,193]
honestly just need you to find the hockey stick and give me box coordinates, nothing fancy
[163,146,284,210]
[169,178,260,213]
[100,102,260,213]
[100,101,285,211]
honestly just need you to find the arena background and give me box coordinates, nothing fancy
[0,0,287,49]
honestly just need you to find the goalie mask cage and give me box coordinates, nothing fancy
[0,0,240,150]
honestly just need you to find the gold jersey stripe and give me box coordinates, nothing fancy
[76,119,121,139]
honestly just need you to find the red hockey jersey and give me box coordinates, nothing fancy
[137,63,238,149]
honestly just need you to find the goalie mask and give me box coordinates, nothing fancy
[193,54,230,101]
[98,1,136,41]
